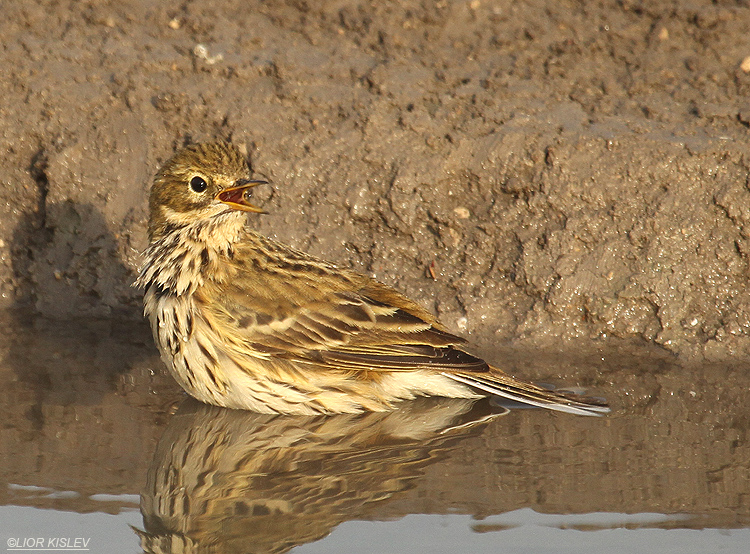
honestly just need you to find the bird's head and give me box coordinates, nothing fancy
[148,142,266,241]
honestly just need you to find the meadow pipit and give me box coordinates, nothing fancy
[136,142,609,416]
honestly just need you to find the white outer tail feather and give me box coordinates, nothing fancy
[440,372,611,417]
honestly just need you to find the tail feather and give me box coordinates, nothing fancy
[441,370,610,417]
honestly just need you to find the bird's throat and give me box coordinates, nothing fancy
[137,212,246,296]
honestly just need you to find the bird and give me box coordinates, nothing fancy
[135,141,610,417]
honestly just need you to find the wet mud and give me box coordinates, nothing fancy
[1,0,750,359]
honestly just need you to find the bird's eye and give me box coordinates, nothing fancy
[190,176,208,193]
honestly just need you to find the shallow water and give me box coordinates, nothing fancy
[1,315,748,553]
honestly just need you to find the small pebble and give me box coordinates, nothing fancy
[194,44,224,65]
[453,207,470,219]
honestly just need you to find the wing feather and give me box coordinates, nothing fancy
[192,233,609,415]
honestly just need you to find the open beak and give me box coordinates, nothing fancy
[216,180,268,213]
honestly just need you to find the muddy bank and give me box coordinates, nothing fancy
[2,0,750,360]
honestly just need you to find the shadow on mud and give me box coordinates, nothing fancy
[6,192,155,410]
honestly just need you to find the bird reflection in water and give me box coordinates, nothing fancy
[135,398,504,554]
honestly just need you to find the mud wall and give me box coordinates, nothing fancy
[2,0,750,360]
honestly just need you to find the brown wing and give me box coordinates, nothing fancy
[194,232,483,370]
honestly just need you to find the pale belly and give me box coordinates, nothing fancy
[144,288,478,414]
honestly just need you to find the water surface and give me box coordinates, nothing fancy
[1,316,747,553]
